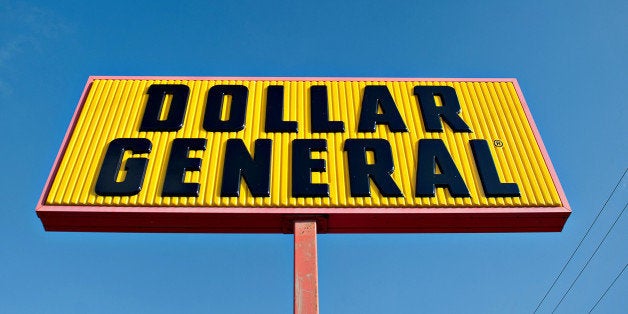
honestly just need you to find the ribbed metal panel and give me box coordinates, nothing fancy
[45,78,562,208]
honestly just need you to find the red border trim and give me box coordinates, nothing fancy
[512,81,571,211]
[36,77,94,211]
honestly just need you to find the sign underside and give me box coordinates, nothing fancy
[37,77,570,233]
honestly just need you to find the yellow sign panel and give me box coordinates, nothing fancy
[44,77,564,210]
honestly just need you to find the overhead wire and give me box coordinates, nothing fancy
[533,168,627,313]
[551,202,627,313]
[588,263,627,313]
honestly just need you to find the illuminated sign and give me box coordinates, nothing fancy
[37,77,570,233]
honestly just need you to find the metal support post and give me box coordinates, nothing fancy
[294,219,319,314]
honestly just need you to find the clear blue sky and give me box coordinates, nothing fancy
[1,0,626,313]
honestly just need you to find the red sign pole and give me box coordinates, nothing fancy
[294,219,319,314]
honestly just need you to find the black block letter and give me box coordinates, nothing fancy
[311,86,344,133]
[162,138,207,197]
[203,85,248,132]
[344,139,402,197]
[95,138,152,196]
[358,86,407,132]
[292,139,329,197]
[221,139,272,197]
[416,139,470,197]
[140,84,190,132]
[266,85,298,133]
[414,86,471,133]
[470,140,520,197]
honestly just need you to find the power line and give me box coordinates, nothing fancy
[533,168,627,313]
[589,263,627,313]
[551,202,627,313]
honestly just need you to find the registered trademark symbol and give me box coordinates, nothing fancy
[493,139,504,147]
